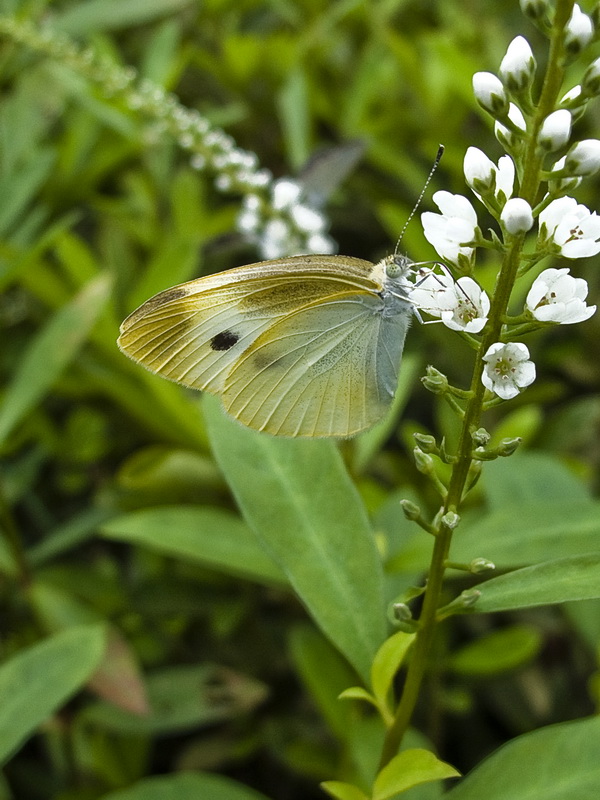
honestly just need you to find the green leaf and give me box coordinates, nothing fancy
[339,686,378,707]
[82,664,266,734]
[371,631,415,715]
[54,0,195,35]
[278,68,311,170]
[476,554,600,613]
[445,715,600,800]
[101,506,285,586]
[0,625,106,765]
[448,625,542,676]
[321,781,369,800]
[204,395,386,681]
[0,274,112,445]
[102,772,271,800]
[373,749,460,800]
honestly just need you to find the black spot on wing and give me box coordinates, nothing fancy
[210,330,240,351]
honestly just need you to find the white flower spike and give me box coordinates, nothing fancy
[526,268,596,324]
[538,197,600,258]
[499,36,536,92]
[421,191,479,267]
[501,198,534,234]
[411,270,490,333]
[482,342,536,400]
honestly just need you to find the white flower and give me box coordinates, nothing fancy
[421,191,479,266]
[411,270,490,333]
[306,233,336,254]
[482,342,536,400]
[564,139,600,176]
[564,4,594,54]
[526,268,596,323]
[272,178,302,210]
[560,85,583,106]
[473,72,509,116]
[538,197,600,257]
[499,36,536,91]
[290,204,326,233]
[464,148,515,203]
[260,218,293,259]
[500,198,534,234]
[539,109,572,150]
[495,103,527,148]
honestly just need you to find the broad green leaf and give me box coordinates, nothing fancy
[445,715,600,800]
[480,453,591,511]
[371,631,415,715]
[373,749,460,800]
[101,506,285,586]
[204,395,386,681]
[448,625,542,676]
[0,625,106,764]
[321,781,369,800]
[82,664,266,734]
[102,772,271,800]
[0,274,112,445]
[476,553,600,613]
[54,0,194,35]
[449,502,600,568]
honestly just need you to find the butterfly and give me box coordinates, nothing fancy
[117,253,417,438]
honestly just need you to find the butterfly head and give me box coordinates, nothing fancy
[384,253,414,280]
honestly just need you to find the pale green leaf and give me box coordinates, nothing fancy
[476,554,600,613]
[54,0,194,35]
[321,781,369,800]
[0,625,106,764]
[373,749,460,800]
[204,395,386,681]
[449,625,542,676]
[101,506,285,585]
[0,274,112,445]
[371,631,415,713]
[102,772,271,800]
[445,716,600,800]
[339,687,378,706]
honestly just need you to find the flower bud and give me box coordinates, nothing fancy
[519,0,550,21]
[538,109,572,151]
[459,588,482,608]
[422,366,449,395]
[564,139,600,176]
[500,197,534,234]
[548,155,582,193]
[560,85,584,107]
[496,437,523,457]
[400,499,421,520]
[414,447,435,475]
[464,146,496,192]
[564,4,594,57]
[473,72,509,116]
[392,603,413,622]
[472,428,491,447]
[441,511,460,531]
[494,103,527,148]
[413,433,437,453]
[470,558,496,574]
[499,36,536,92]
[583,57,600,96]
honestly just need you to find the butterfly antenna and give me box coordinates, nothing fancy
[394,144,445,256]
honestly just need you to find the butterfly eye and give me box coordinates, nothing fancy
[386,254,413,279]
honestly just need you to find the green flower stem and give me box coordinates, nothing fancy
[378,0,574,770]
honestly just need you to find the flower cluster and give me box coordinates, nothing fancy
[0,15,333,261]
[414,5,597,402]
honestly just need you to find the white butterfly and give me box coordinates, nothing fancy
[117,253,416,438]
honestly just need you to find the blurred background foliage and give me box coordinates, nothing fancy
[0,1,599,799]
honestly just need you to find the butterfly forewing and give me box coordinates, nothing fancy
[117,255,382,396]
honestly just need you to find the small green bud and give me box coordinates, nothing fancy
[496,437,522,457]
[519,0,550,21]
[441,511,460,531]
[392,602,412,622]
[472,428,491,447]
[414,447,435,475]
[400,499,421,520]
[413,433,437,453]
[470,557,496,574]
[422,366,449,395]
[459,588,482,608]
[583,57,600,96]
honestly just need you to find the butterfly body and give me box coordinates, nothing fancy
[118,253,415,437]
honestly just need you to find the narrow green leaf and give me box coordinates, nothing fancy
[476,553,600,613]
[101,506,285,586]
[204,395,386,682]
[0,274,112,445]
[448,625,542,676]
[0,625,106,764]
[373,749,460,800]
[278,68,311,170]
[321,781,370,800]
[339,687,378,706]
[445,716,600,800]
[0,149,55,236]
[102,772,271,800]
[54,0,194,35]
[371,631,415,714]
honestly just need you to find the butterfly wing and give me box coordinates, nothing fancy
[222,289,411,437]
[117,255,381,396]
